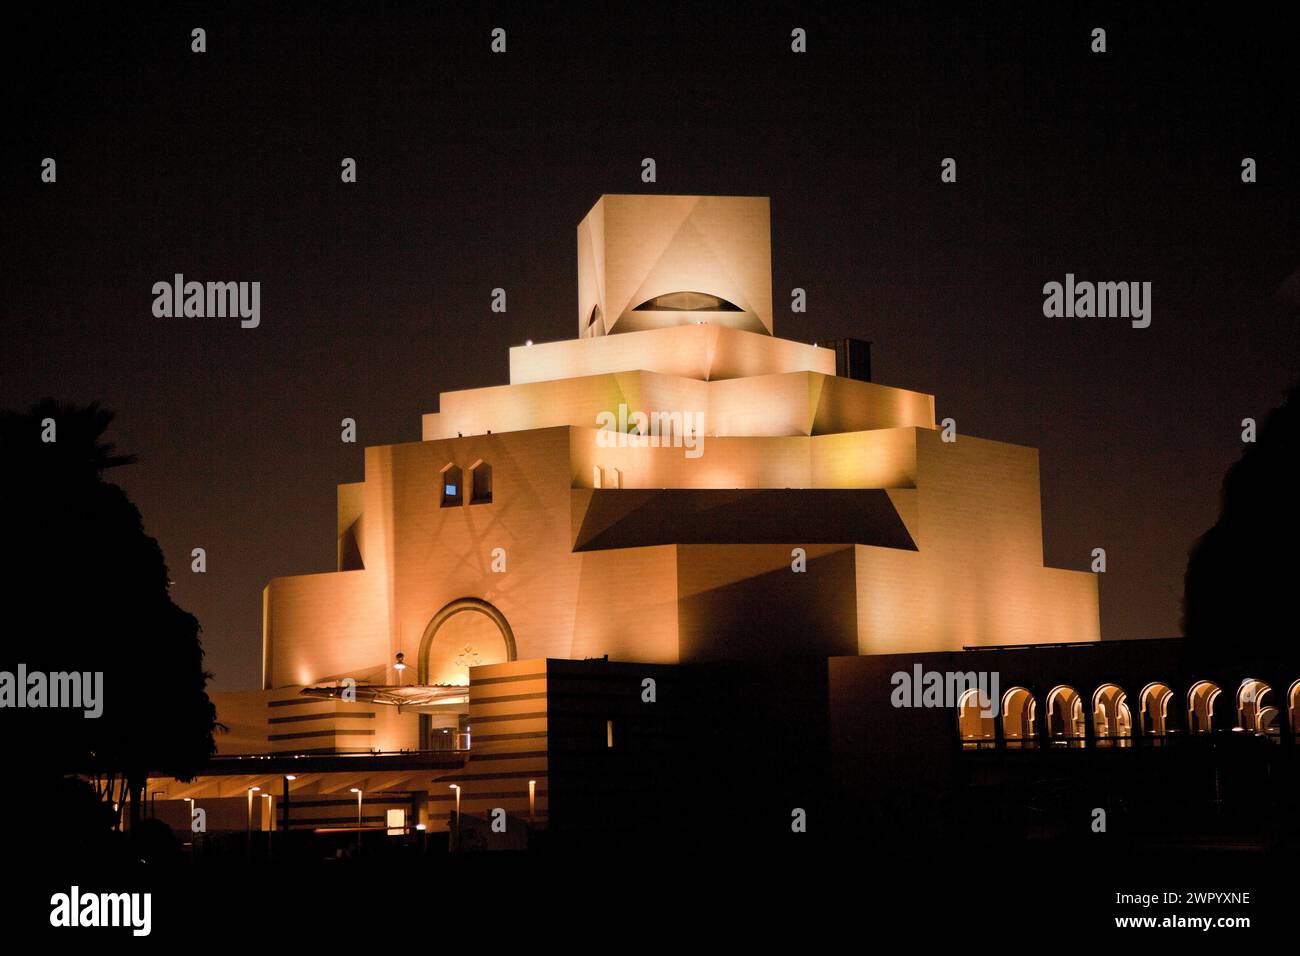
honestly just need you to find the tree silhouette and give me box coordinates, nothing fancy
[0,400,216,853]
[1182,381,1300,670]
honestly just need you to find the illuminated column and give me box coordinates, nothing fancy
[245,786,260,857]
[281,775,296,831]
[350,787,363,855]
[450,784,461,849]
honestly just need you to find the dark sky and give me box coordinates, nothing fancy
[3,3,1296,691]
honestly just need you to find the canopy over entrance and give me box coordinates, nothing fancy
[301,683,468,712]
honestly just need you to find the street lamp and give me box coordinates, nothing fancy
[528,779,536,819]
[449,784,461,847]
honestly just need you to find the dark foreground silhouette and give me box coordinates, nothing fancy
[0,400,216,862]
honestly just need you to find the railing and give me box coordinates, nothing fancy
[427,731,472,752]
[960,730,1292,751]
[208,737,470,764]
[962,734,1140,750]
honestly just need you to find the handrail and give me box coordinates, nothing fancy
[209,735,471,763]
[960,730,1292,751]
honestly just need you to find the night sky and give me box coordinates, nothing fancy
[4,3,1296,691]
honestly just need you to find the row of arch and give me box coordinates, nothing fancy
[959,677,1300,748]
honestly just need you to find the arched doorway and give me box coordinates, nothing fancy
[1002,687,1037,748]
[957,688,996,749]
[1046,685,1085,747]
[1138,682,1175,744]
[1187,680,1222,735]
[1236,678,1278,738]
[1092,684,1131,748]
[417,598,518,749]
[1290,680,1300,737]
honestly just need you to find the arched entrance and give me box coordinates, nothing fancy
[1290,680,1300,737]
[1187,680,1222,734]
[1002,687,1037,748]
[1236,678,1278,738]
[417,598,518,749]
[1138,681,1175,743]
[1092,684,1131,748]
[1046,685,1085,747]
[957,688,996,749]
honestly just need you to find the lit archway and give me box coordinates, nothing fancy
[1287,680,1300,737]
[1046,685,1085,747]
[957,688,996,749]
[1092,684,1131,748]
[1002,687,1037,748]
[1187,680,1222,735]
[416,598,518,749]
[1236,678,1277,738]
[1138,682,1175,743]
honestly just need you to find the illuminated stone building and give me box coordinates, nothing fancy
[145,196,1295,849]
[265,194,1096,690]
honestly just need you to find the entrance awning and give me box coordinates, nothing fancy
[301,683,469,710]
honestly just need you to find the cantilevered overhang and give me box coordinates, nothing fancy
[510,324,834,384]
[179,751,468,779]
[571,488,917,551]
[301,684,468,711]
[423,369,934,440]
